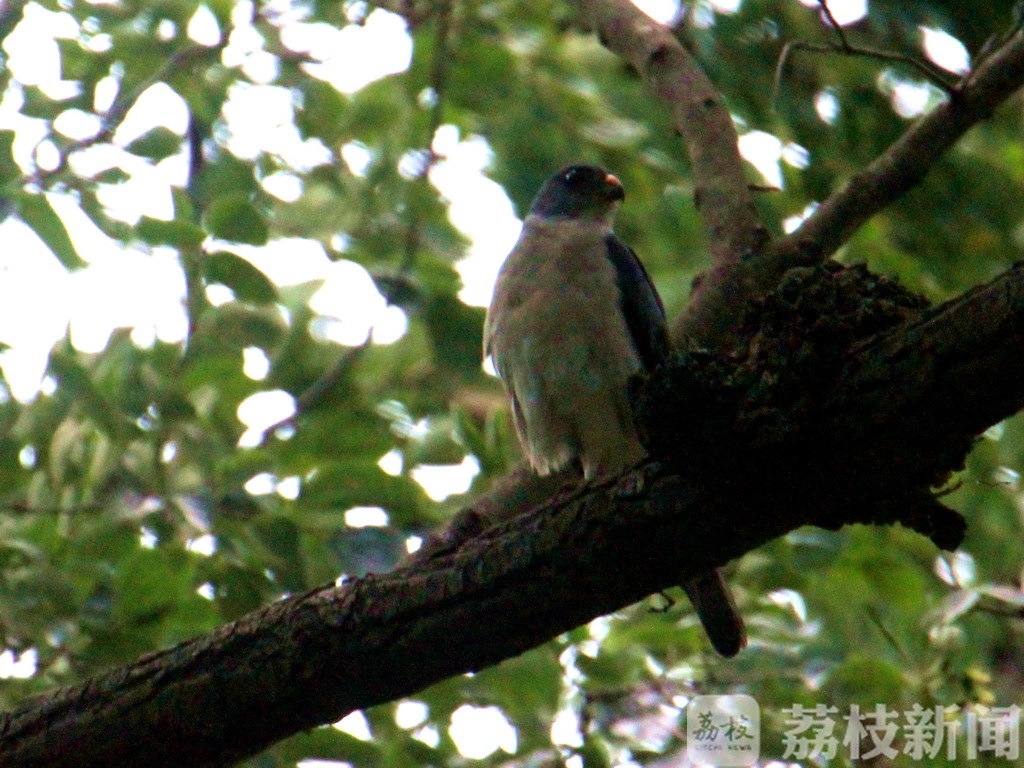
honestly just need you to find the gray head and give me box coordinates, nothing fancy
[528,165,625,220]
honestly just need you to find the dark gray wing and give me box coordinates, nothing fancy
[604,234,670,372]
[605,236,746,656]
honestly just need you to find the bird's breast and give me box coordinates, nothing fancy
[487,221,635,369]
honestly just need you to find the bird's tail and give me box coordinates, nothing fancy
[683,570,747,658]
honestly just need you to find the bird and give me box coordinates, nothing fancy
[484,164,746,657]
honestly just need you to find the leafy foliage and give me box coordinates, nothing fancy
[0,0,1023,765]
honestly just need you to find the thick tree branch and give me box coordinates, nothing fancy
[829,262,1024,441]
[4,263,1024,767]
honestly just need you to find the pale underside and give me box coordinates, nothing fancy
[485,216,645,479]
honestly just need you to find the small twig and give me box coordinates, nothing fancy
[400,0,452,273]
[257,341,370,445]
[296,344,369,414]
[649,590,676,612]
[974,3,1024,69]
[934,479,964,499]
[774,0,960,105]
[28,44,219,188]
[815,0,850,50]
[865,605,914,665]
[976,604,1024,618]
[180,120,208,352]
[3,501,106,515]
[773,39,957,110]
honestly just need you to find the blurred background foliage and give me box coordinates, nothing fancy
[0,0,1023,764]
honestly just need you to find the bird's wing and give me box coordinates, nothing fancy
[603,234,670,372]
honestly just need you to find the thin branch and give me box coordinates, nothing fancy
[815,0,850,49]
[259,1,453,445]
[974,6,1024,69]
[400,0,451,273]
[294,344,368,414]
[773,40,957,108]
[29,45,218,189]
[675,22,1024,348]
[180,121,208,353]
[256,341,370,444]
[1,502,106,515]
[766,27,1024,269]
[682,12,1020,348]
[811,0,955,89]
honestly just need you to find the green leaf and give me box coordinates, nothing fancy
[80,189,132,241]
[125,126,183,161]
[424,294,486,379]
[821,654,907,706]
[193,304,287,351]
[205,0,234,27]
[194,150,258,206]
[136,216,205,250]
[202,194,269,245]
[203,251,277,304]
[16,193,85,270]
[0,129,18,186]
[335,78,409,141]
[113,548,192,621]
[19,86,70,120]
[300,459,425,527]
[254,516,306,591]
[48,349,130,441]
[297,80,347,144]
[93,167,130,184]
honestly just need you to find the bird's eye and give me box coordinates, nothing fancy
[564,168,579,183]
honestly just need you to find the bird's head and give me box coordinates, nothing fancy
[528,165,624,222]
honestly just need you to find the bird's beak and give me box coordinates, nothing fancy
[605,173,625,201]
